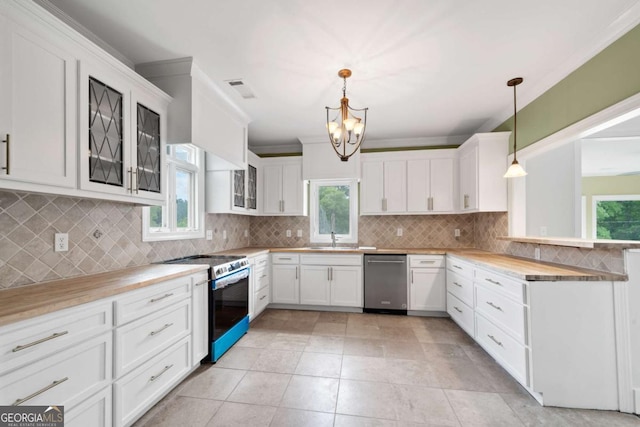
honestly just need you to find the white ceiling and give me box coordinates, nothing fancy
[49,0,640,152]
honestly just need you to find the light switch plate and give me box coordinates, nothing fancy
[396,228,403,237]
[206,230,213,240]
[286,230,292,237]
[222,230,227,240]
[297,230,303,237]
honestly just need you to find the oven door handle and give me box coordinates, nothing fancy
[214,268,250,290]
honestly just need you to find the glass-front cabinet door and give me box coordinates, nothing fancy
[88,77,124,187]
[233,169,246,208]
[136,103,161,194]
[247,164,257,210]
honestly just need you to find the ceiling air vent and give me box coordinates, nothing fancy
[225,79,256,99]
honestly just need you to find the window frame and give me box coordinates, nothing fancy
[591,194,640,240]
[142,144,205,242]
[309,179,358,244]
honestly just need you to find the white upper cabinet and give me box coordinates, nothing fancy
[78,59,169,203]
[0,1,171,205]
[261,157,305,216]
[300,137,361,180]
[361,150,455,215]
[457,132,509,212]
[360,158,407,214]
[136,58,250,171]
[407,153,455,213]
[0,10,76,189]
[206,150,260,215]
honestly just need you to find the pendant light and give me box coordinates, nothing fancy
[325,69,368,162]
[504,77,527,178]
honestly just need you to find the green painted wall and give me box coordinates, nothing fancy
[495,23,640,152]
[581,175,640,238]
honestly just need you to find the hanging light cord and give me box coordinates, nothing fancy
[512,82,518,162]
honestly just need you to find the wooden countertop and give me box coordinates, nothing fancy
[0,264,209,327]
[498,236,640,249]
[220,246,626,281]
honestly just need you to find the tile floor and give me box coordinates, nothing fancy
[134,309,640,426]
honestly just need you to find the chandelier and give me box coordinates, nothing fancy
[325,69,368,161]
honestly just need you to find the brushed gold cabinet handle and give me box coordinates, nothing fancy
[150,293,174,303]
[149,364,173,382]
[13,377,69,406]
[1,134,9,175]
[13,331,69,352]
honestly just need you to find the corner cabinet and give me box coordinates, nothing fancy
[262,157,305,216]
[206,151,260,215]
[79,60,169,204]
[457,132,509,212]
[0,9,77,189]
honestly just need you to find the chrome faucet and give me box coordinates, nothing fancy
[330,231,337,248]
[330,213,337,248]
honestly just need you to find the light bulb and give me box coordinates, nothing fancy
[353,122,365,135]
[343,118,357,131]
[332,128,342,142]
[327,121,339,133]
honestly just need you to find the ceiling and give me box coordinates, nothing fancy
[48,0,640,153]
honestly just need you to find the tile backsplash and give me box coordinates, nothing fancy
[0,189,627,289]
[0,191,250,289]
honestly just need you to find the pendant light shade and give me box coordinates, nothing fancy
[504,77,527,178]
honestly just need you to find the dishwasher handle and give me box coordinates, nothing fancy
[366,259,406,264]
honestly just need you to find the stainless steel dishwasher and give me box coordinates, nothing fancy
[364,254,407,314]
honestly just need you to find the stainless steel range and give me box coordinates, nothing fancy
[164,254,250,362]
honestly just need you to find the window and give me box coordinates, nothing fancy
[310,180,358,244]
[592,195,640,241]
[142,144,205,241]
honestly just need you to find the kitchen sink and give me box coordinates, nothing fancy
[303,246,359,251]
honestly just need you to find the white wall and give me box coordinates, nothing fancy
[526,141,581,237]
[626,250,640,413]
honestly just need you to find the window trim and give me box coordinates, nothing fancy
[142,144,205,242]
[591,194,640,240]
[309,179,358,244]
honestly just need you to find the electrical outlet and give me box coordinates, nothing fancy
[534,247,541,260]
[396,228,403,237]
[244,229,249,238]
[286,229,292,237]
[454,229,461,237]
[54,233,68,252]
[222,230,227,240]
[206,230,213,240]
[297,229,302,237]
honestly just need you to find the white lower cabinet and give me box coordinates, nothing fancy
[271,253,300,304]
[299,254,363,308]
[446,292,474,336]
[408,255,446,311]
[192,272,209,366]
[300,265,331,305]
[249,254,270,320]
[66,386,112,427]
[114,337,191,427]
[330,265,363,307]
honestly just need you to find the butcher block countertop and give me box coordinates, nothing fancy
[220,247,626,282]
[0,264,209,327]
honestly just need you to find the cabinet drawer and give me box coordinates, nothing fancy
[114,337,191,427]
[446,272,473,307]
[66,385,112,427]
[476,284,527,344]
[253,254,269,268]
[446,293,474,338]
[300,254,362,266]
[114,276,191,325]
[0,299,112,375]
[271,253,299,264]
[475,268,526,303]
[0,332,111,409]
[254,265,270,292]
[446,257,474,279]
[254,286,270,316]
[115,300,190,377]
[476,313,528,386]
[409,255,444,268]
